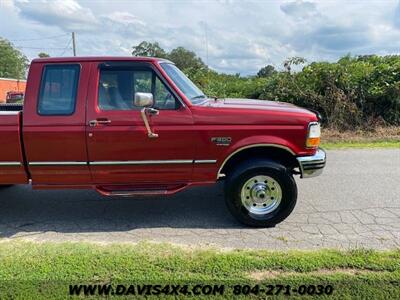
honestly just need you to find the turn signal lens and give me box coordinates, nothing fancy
[306,122,321,148]
[306,137,321,148]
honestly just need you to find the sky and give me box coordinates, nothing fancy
[1,0,399,75]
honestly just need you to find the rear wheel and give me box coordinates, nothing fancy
[224,159,297,227]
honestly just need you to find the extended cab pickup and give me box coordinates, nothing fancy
[0,57,326,227]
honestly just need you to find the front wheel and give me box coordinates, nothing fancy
[224,159,297,227]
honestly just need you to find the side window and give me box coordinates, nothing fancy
[134,71,152,95]
[98,70,137,110]
[98,67,178,111]
[38,64,80,115]
[154,76,176,110]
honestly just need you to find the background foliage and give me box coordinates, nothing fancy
[133,41,399,130]
[0,38,28,79]
[0,38,398,130]
[188,55,400,130]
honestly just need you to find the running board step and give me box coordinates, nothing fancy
[95,184,188,197]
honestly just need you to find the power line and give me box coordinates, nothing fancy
[15,46,71,50]
[59,38,72,56]
[11,32,74,56]
[8,33,70,42]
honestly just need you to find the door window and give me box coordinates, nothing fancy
[98,67,178,110]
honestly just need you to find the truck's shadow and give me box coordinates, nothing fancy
[0,184,241,238]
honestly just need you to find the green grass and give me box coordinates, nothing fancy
[322,140,400,149]
[0,241,399,299]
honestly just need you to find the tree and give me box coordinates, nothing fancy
[131,41,207,71]
[131,41,167,58]
[38,52,50,58]
[0,38,28,79]
[257,65,277,78]
[168,47,206,70]
[283,57,306,73]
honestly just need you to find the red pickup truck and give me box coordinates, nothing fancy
[0,57,326,227]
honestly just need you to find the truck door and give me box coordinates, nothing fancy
[23,62,91,185]
[85,61,195,185]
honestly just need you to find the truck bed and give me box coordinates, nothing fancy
[0,110,28,184]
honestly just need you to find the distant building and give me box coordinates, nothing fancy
[0,78,27,103]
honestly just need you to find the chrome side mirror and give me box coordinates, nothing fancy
[134,92,154,107]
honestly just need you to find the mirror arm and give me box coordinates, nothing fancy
[140,108,159,138]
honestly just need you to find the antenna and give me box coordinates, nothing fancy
[204,22,209,67]
[203,22,210,88]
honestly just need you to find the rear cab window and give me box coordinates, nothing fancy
[38,64,80,115]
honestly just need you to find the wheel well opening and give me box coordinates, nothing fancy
[219,146,299,177]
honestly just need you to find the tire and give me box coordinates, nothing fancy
[224,159,297,227]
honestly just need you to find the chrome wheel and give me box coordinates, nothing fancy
[240,175,282,215]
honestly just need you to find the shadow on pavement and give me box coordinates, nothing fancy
[0,183,243,238]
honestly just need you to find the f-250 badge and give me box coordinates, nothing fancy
[211,137,232,146]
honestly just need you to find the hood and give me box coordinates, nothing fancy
[192,98,318,126]
[207,98,314,115]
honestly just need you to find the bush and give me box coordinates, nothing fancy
[186,55,400,130]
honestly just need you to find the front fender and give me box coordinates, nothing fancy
[216,135,299,178]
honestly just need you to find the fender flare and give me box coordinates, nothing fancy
[217,143,296,179]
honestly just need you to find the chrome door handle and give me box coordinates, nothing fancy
[89,119,111,127]
[98,120,111,124]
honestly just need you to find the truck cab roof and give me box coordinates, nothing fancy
[31,56,173,64]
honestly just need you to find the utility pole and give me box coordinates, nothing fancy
[72,32,76,56]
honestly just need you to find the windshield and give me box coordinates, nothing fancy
[160,63,207,105]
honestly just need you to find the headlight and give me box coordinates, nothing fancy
[306,122,321,148]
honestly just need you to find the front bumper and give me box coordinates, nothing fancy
[296,148,326,178]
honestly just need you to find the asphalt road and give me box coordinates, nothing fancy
[0,149,399,249]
